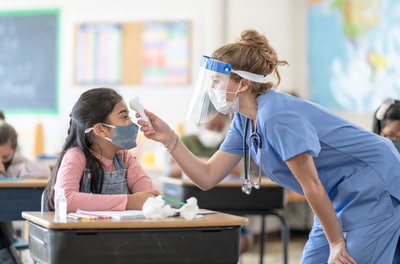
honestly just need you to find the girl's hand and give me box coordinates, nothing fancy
[136,109,174,145]
[126,191,160,210]
[328,239,356,264]
[0,162,6,175]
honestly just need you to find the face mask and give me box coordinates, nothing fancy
[208,81,241,115]
[102,123,139,150]
[198,128,225,148]
[392,140,400,153]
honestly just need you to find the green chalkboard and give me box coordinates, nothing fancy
[0,9,59,114]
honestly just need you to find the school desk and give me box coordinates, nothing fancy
[22,211,248,264]
[161,177,288,264]
[0,178,48,221]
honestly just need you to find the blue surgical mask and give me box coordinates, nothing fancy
[392,140,400,153]
[102,123,139,150]
[85,123,139,150]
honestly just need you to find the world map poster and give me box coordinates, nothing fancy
[308,0,400,112]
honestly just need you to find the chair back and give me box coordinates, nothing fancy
[40,189,47,212]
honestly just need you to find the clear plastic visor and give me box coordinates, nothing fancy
[186,56,232,123]
[186,56,271,124]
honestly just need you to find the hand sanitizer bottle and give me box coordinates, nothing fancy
[55,188,67,222]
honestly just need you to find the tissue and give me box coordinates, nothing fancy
[142,195,176,220]
[179,197,200,220]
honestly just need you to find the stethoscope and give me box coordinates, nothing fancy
[242,118,262,195]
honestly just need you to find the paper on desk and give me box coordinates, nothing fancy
[76,209,145,220]
[76,208,216,220]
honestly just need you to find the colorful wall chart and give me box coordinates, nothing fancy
[74,20,191,86]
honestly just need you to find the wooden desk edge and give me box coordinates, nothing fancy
[22,211,249,229]
[0,178,48,187]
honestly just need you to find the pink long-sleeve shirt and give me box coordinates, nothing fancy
[54,147,157,212]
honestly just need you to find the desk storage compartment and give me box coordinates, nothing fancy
[163,182,284,212]
[28,222,240,264]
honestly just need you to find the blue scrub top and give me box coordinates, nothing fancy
[220,90,400,231]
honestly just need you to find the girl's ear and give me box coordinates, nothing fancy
[91,124,106,137]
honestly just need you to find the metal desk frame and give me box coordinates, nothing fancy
[162,177,289,264]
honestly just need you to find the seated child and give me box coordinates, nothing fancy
[372,98,400,152]
[45,88,158,212]
[0,112,51,264]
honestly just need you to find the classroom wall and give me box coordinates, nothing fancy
[0,0,374,164]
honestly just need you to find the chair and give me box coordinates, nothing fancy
[12,235,29,256]
[41,189,47,212]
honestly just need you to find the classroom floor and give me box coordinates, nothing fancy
[19,231,308,264]
[239,230,308,264]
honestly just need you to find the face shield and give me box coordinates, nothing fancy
[186,55,272,124]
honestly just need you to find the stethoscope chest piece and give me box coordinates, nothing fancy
[241,180,253,195]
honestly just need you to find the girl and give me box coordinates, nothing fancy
[372,98,400,152]
[45,88,158,212]
[0,114,50,264]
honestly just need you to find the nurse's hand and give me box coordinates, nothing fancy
[136,110,174,145]
[328,239,356,264]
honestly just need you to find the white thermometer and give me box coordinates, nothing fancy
[129,97,152,127]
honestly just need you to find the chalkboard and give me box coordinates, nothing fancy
[0,9,59,113]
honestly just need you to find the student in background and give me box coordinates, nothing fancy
[0,111,50,264]
[372,98,400,152]
[45,88,158,212]
[168,113,241,178]
[0,118,51,179]
[138,29,400,263]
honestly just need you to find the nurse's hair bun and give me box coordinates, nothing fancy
[376,98,395,120]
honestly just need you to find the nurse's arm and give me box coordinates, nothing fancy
[286,152,356,263]
[170,140,242,190]
[138,109,242,190]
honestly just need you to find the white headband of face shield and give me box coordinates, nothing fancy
[231,70,274,84]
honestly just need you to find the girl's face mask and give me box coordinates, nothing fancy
[102,123,139,150]
[85,123,139,150]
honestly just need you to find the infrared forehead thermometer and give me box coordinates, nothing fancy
[129,97,152,127]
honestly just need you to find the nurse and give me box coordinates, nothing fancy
[138,29,400,263]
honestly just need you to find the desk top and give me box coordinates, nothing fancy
[22,211,248,230]
[161,176,280,188]
[0,178,48,188]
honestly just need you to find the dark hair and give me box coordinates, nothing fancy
[0,111,5,121]
[211,29,288,97]
[45,87,123,210]
[0,121,18,151]
[372,99,400,134]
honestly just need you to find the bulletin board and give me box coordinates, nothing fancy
[0,9,59,114]
[73,20,191,86]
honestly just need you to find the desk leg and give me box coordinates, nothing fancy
[259,215,265,264]
[259,212,289,264]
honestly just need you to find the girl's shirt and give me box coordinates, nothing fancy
[6,152,51,178]
[55,147,156,212]
[221,90,400,231]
